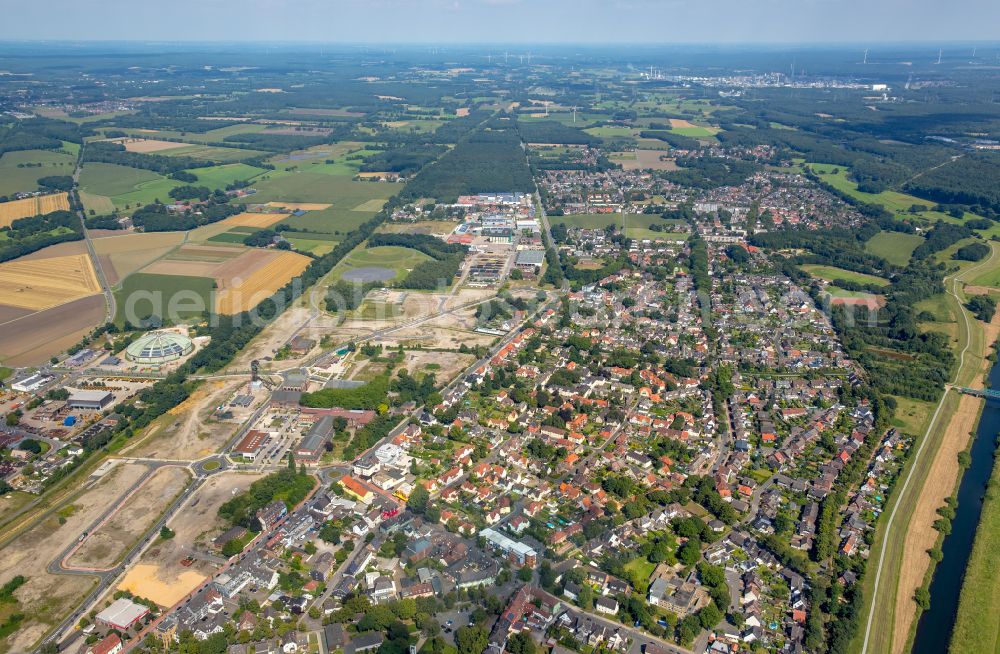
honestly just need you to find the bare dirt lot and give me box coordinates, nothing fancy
[120,471,264,607]
[0,462,148,653]
[67,466,191,570]
[124,380,244,460]
[400,349,476,383]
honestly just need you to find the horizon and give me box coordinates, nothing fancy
[1,0,998,44]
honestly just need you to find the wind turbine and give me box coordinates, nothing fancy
[863,48,869,65]
[572,106,578,124]
[936,49,943,65]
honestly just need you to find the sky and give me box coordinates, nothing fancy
[0,0,997,44]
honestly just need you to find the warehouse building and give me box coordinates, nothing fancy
[67,389,114,411]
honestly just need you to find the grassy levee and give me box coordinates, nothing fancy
[949,449,1000,654]
[854,244,999,654]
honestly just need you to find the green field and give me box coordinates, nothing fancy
[116,123,268,144]
[0,148,78,197]
[186,162,267,188]
[807,163,927,212]
[238,173,394,234]
[864,231,925,266]
[79,162,179,209]
[208,230,258,244]
[114,272,215,323]
[161,144,268,162]
[330,245,432,284]
[669,125,719,138]
[551,213,686,232]
[285,236,337,256]
[801,264,889,287]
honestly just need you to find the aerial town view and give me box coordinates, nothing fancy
[0,4,998,654]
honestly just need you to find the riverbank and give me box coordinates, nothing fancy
[893,288,1000,653]
[949,442,1000,653]
[854,243,1000,654]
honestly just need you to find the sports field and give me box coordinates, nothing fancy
[0,193,70,227]
[865,231,925,266]
[0,253,100,310]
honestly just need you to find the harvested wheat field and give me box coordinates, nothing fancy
[17,240,87,260]
[141,259,222,277]
[669,118,696,128]
[220,211,291,228]
[265,201,331,211]
[93,231,185,279]
[0,294,105,366]
[0,253,100,310]
[0,192,70,227]
[215,250,311,314]
[67,466,191,570]
[167,244,243,261]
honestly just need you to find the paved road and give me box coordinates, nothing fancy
[42,456,230,651]
[71,150,116,324]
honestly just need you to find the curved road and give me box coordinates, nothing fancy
[860,243,999,654]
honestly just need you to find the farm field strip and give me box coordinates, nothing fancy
[0,253,101,310]
[0,193,70,227]
[219,211,291,228]
[215,250,311,314]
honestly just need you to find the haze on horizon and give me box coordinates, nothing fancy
[0,0,998,45]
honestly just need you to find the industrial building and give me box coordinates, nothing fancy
[295,415,333,461]
[124,331,194,365]
[67,389,114,411]
[95,597,150,631]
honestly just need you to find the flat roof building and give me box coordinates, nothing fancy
[295,416,332,461]
[515,250,546,268]
[233,430,268,460]
[95,598,150,631]
[68,389,114,411]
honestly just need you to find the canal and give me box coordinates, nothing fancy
[911,362,1000,653]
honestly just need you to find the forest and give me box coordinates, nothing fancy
[400,121,534,202]
[130,200,240,231]
[0,210,82,263]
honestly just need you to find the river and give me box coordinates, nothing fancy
[911,362,1000,654]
